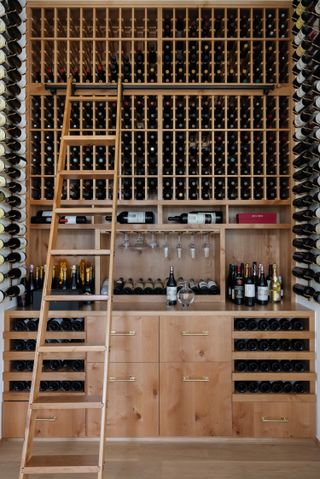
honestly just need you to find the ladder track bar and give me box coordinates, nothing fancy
[46,83,275,94]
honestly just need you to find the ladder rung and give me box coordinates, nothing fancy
[60,170,115,179]
[23,455,99,474]
[32,395,103,409]
[38,344,106,353]
[44,294,109,301]
[51,249,110,256]
[69,96,117,102]
[55,207,113,215]
[63,135,116,146]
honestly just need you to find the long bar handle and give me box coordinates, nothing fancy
[181,331,209,336]
[110,376,136,382]
[35,416,57,422]
[261,416,288,423]
[183,376,209,382]
[111,330,136,336]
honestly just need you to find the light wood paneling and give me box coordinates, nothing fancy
[160,362,232,436]
[86,362,159,437]
[160,315,231,362]
[232,402,315,438]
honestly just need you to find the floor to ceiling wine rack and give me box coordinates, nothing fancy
[2,1,317,441]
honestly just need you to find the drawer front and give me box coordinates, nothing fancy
[160,362,232,436]
[87,315,159,362]
[160,315,231,362]
[2,402,85,438]
[86,362,159,437]
[233,401,315,438]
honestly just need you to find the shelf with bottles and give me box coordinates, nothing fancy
[231,314,315,400]
[29,6,290,86]
[29,91,291,203]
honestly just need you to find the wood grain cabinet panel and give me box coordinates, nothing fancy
[2,402,85,438]
[233,402,315,438]
[160,362,232,436]
[86,362,159,437]
[86,315,159,363]
[160,315,231,362]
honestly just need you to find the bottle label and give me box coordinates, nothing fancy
[244,284,255,298]
[187,213,216,224]
[234,284,244,299]
[257,286,269,302]
[166,286,177,301]
[127,212,146,223]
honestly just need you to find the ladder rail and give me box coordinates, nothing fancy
[18,76,74,478]
[98,78,122,477]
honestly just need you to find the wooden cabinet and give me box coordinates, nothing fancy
[160,362,232,436]
[160,315,231,362]
[232,401,315,438]
[86,362,159,437]
[3,402,85,438]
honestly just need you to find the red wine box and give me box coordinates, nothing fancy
[236,213,277,224]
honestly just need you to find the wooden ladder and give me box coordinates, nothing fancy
[19,76,122,478]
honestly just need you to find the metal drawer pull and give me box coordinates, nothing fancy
[111,330,136,336]
[110,376,136,382]
[261,416,288,424]
[181,330,208,336]
[183,376,209,382]
[35,416,57,422]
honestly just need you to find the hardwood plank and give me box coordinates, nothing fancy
[24,454,99,473]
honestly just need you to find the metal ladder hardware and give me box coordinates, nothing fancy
[19,76,122,479]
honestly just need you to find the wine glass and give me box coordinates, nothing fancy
[177,281,195,309]
[203,234,210,258]
[120,232,130,249]
[163,234,169,259]
[189,234,196,259]
[176,234,182,259]
[149,232,158,249]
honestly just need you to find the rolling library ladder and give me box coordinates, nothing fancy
[19,76,122,478]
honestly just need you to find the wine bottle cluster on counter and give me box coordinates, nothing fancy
[292,0,320,304]
[114,275,219,297]
[20,260,95,307]
[227,262,283,307]
[0,0,26,303]
[235,381,309,394]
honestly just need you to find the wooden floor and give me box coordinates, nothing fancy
[1,439,320,478]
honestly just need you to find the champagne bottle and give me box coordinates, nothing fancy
[270,264,281,303]
[166,266,177,306]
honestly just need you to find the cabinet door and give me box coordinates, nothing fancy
[86,363,159,437]
[2,402,85,438]
[160,362,232,436]
[160,315,231,362]
[87,315,159,362]
[233,401,315,438]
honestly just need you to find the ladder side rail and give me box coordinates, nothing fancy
[98,79,122,477]
[19,76,73,478]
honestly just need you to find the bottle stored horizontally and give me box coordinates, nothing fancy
[166,265,177,306]
[168,211,223,224]
[106,211,155,224]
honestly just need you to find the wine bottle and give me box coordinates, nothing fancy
[293,222,320,235]
[166,266,177,306]
[106,211,155,224]
[292,266,317,281]
[234,265,244,306]
[293,237,320,250]
[0,265,26,283]
[244,267,255,307]
[0,237,26,250]
[270,264,281,303]
[168,211,223,224]
[257,264,269,305]
[293,207,320,222]
[0,283,25,303]
[293,251,320,265]
[293,283,315,299]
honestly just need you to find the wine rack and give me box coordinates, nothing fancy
[232,316,315,400]
[0,0,27,303]
[292,0,320,304]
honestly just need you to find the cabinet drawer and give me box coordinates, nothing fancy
[87,315,159,362]
[2,402,85,438]
[160,315,231,362]
[233,401,315,438]
[160,362,232,436]
[86,362,159,437]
